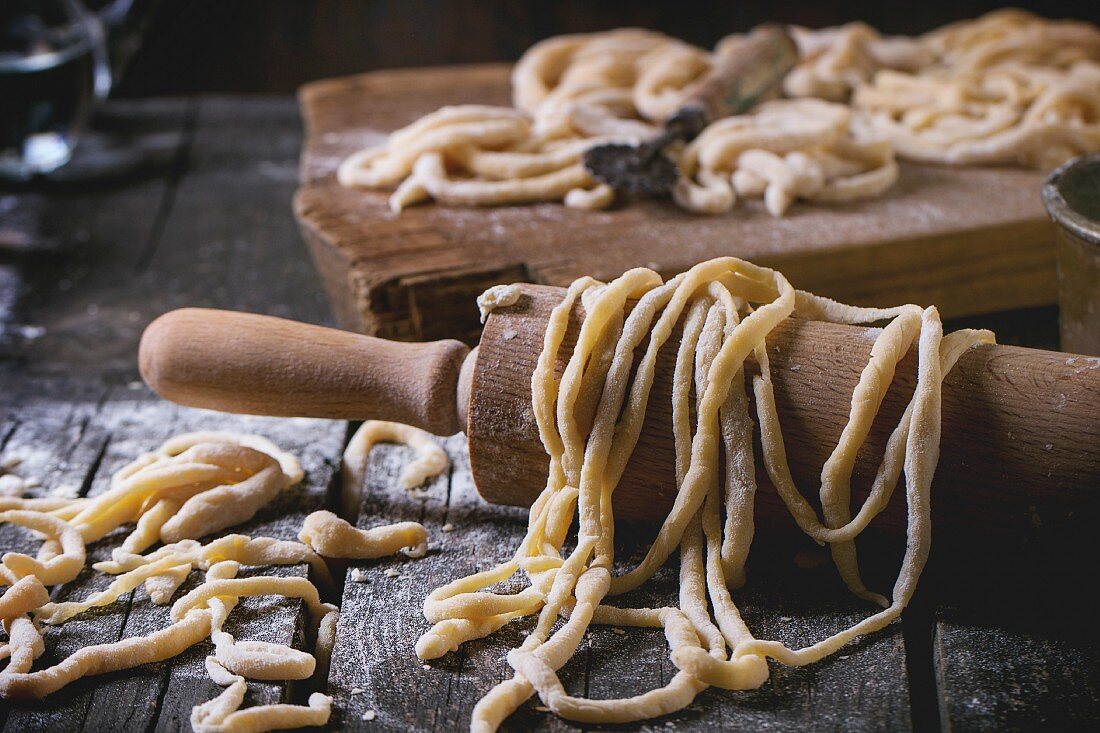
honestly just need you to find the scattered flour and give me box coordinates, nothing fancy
[51,483,80,498]
[0,474,25,497]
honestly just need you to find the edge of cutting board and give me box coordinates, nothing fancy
[295,64,1057,343]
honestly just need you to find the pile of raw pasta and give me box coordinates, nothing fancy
[415,258,994,730]
[3,257,1002,731]
[0,422,448,732]
[338,9,1100,216]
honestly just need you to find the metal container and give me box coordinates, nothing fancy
[1042,153,1100,356]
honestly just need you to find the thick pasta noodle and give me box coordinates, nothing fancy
[299,510,428,560]
[922,8,1100,74]
[854,61,1100,168]
[673,99,899,216]
[783,22,934,101]
[341,419,450,520]
[418,260,993,731]
[852,10,1100,167]
[0,428,445,732]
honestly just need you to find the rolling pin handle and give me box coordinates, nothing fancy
[139,308,470,435]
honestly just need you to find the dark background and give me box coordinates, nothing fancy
[112,0,1100,96]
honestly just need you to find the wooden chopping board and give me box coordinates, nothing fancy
[295,64,1057,344]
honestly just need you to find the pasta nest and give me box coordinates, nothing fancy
[338,9,1100,217]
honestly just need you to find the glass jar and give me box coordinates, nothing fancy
[0,0,110,180]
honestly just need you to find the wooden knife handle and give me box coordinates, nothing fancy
[140,308,470,435]
[675,24,798,126]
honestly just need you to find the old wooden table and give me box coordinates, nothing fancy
[0,98,1095,732]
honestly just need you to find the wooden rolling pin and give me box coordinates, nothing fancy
[140,284,1100,538]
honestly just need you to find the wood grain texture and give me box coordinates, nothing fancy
[0,99,194,376]
[295,64,1057,345]
[927,518,1100,733]
[1,97,342,731]
[469,284,1100,536]
[935,610,1100,733]
[0,382,111,733]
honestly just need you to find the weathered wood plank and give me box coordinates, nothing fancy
[935,611,1100,732]
[574,532,913,732]
[336,435,582,733]
[138,97,333,326]
[2,96,345,731]
[325,435,474,730]
[95,94,341,726]
[295,65,1057,346]
[1,94,1083,733]
[67,395,340,732]
[931,531,1100,733]
[2,100,193,378]
[729,553,912,731]
[0,384,128,733]
[4,96,328,383]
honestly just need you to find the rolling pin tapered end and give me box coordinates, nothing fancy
[140,307,471,435]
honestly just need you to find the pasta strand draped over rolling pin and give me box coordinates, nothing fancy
[418,258,994,730]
